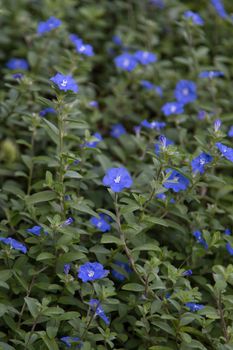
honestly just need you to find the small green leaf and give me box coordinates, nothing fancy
[26,191,56,205]
[101,235,123,245]
[36,253,55,261]
[122,283,144,292]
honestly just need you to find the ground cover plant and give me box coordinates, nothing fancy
[1,0,233,349]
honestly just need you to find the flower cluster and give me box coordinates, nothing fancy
[37,16,61,35]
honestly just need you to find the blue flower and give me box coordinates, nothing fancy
[149,0,165,9]
[191,152,213,174]
[216,142,233,162]
[112,261,132,281]
[161,102,184,116]
[37,16,61,35]
[89,100,99,108]
[6,58,29,70]
[211,0,228,19]
[89,299,110,325]
[163,169,190,192]
[174,80,197,105]
[0,237,27,253]
[140,80,155,90]
[12,73,24,80]
[39,107,56,117]
[114,53,138,72]
[156,193,167,201]
[185,302,204,312]
[199,71,224,79]
[155,136,174,155]
[78,262,109,282]
[90,214,111,232]
[50,73,78,93]
[214,119,222,132]
[182,269,193,277]
[226,243,233,255]
[64,264,71,275]
[133,125,142,136]
[141,120,166,130]
[110,124,126,138]
[197,110,207,120]
[27,225,42,236]
[69,34,94,56]
[112,35,122,46]
[193,230,208,249]
[224,228,231,235]
[134,51,157,65]
[84,132,103,148]
[61,217,74,227]
[60,336,82,348]
[184,11,204,25]
[103,167,133,192]
[228,126,233,137]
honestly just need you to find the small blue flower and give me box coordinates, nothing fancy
[216,142,233,162]
[214,119,222,132]
[37,17,61,35]
[64,264,71,275]
[226,242,233,255]
[197,110,207,120]
[174,80,197,105]
[155,136,174,155]
[89,100,99,108]
[163,169,190,192]
[228,126,233,137]
[0,237,27,253]
[112,35,122,46]
[211,0,228,19]
[103,167,133,192]
[156,193,167,201]
[62,217,74,227]
[110,124,126,138]
[185,302,204,312]
[155,86,163,97]
[140,80,155,90]
[149,0,165,9]
[141,120,166,131]
[78,262,109,282]
[112,261,131,281]
[75,41,94,56]
[27,225,42,236]
[161,102,184,116]
[191,152,213,174]
[12,73,24,80]
[199,71,224,79]
[134,125,141,136]
[39,107,56,117]
[184,11,204,25]
[50,73,78,93]
[60,336,82,348]
[193,230,208,249]
[114,53,138,72]
[182,269,193,277]
[85,132,103,148]
[89,299,110,325]
[6,58,29,70]
[134,51,157,65]
[90,214,111,233]
[224,228,231,235]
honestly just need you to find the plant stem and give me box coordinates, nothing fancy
[27,125,36,195]
[57,99,66,218]
[216,293,230,343]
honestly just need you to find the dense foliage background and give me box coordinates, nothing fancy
[1,0,233,349]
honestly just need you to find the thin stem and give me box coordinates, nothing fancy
[25,314,40,349]
[216,293,230,343]
[57,99,66,218]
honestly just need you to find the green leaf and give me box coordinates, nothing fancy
[36,253,55,261]
[42,119,59,145]
[132,243,160,252]
[24,297,40,318]
[0,342,16,350]
[122,283,144,292]
[26,191,57,205]
[143,216,169,227]
[101,235,123,246]
[64,170,82,179]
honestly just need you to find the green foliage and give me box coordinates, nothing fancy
[0,0,233,349]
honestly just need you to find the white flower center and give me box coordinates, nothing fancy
[171,105,176,113]
[151,122,156,128]
[61,79,68,87]
[123,59,130,67]
[97,222,102,228]
[87,270,95,277]
[182,88,189,96]
[114,175,121,183]
[209,71,214,78]
[173,176,179,182]
[143,52,149,59]
[79,45,86,52]
[199,159,205,165]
